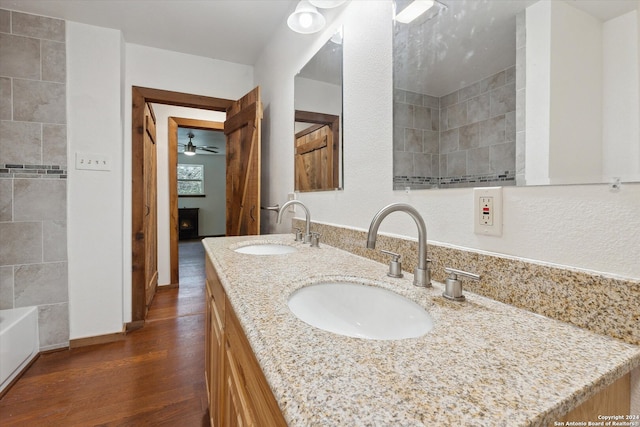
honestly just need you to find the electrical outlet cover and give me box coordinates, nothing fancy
[474,187,502,236]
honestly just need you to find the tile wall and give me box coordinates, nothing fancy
[0,9,69,350]
[394,67,517,189]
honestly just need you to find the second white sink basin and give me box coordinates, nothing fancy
[234,244,297,255]
[288,281,434,340]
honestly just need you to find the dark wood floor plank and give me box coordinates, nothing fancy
[0,240,209,426]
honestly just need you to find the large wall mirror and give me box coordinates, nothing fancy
[393,0,639,189]
[294,28,344,192]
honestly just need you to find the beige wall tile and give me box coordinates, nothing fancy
[0,266,14,309]
[0,77,10,120]
[14,178,66,221]
[12,11,64,42]
[43,220,67,262]
[0,9,10,33]
[0,221,42,266]
[43,124,67,166]
[13,79,66,124]
[0,120,42,164]
[0,33,40,79]
[14,261,68,306]
[41,40,65,83]
[0,178,12,221]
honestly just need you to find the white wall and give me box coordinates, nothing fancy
[122,44,254,323]
[67,26,254,335]
[67,22,125,340]
[256,0,640,280]
[603,10,640,182]
[151,104,226,287]
[548,1,602,183]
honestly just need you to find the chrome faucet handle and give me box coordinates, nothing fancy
[443,267,480,302]
[310,232,321,248]
[381,250,403,278]
[293,228,303,242]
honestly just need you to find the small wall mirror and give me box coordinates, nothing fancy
[393,0,640,189]
[294,28,344,192]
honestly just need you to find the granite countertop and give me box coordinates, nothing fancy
[203,234,640,426]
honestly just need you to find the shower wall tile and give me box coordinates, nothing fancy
[13,178,66,221]
[440,128,458,154]
[414,105,432,130]
[0,266,13,309]
[43,220,67,262]
[446,151,467,176]
[38,302,69,349]
[43,124,67,166]
[12,11,64,42]
[423,130,439,154]
[490,82,516,116]
[459,122,480,150]
[41,40,65,83]
[14,262,68,306]
[0,77,10,120]
[491,142,516,172]
[0,221,42,266]
[405,128,422,152]
[0,33,40,79]
[414,153,434,176]
[0,178,12,221]
[13,79,66,124]
[447,102,467,128]
[0,9,9,33]
[467,93,490,123]
[1,8,68,350]
[0,120,42,165]
[480,115,506,146]
[468,147,491,175]
[394,102,413,128]
[393,150,413,176]
[505,111,516,142]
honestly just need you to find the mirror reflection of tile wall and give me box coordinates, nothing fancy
[394,67,517,190]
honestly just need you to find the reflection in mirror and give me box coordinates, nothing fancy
[295,28,343,191]
[393,0,639,189]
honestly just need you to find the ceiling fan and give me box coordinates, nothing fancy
[179,132,219,156]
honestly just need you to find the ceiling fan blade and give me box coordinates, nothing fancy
[198,147,219,153]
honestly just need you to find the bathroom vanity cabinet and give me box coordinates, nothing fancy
[205,257,286,427]
[203,235,639,426]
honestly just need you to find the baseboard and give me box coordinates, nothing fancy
[69,332,126,349]
[125,320,145,334]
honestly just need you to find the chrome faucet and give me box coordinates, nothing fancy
[277,200,312,244]
[366,203,431,287]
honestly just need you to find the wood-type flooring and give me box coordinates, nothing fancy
[0,240,210,426]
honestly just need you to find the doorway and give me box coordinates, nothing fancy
[131,86,262,327]
[168,117,225,287]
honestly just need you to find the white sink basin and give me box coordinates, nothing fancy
[287,282,434,340]
[234,244,297,255]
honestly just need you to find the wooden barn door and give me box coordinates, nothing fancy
[295,124,334,191]
[143,103,158,313]
[225,87,262,236]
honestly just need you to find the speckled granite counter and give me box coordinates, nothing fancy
[203,234,640,426]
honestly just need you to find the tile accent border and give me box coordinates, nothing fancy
[1,163,67,179]
[394,171,515,190]
[294,219,640,346]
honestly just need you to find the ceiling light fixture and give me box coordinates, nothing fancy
[309,0,347,8]
[395,0,435,23]
[288,0,326,34]
[184,133,197,156]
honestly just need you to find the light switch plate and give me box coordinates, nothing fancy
[474,187,503,236]
[75,151,111,171]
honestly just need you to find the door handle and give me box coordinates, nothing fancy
[250,205,256,222]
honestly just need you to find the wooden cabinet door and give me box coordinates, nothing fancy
[224,345,257,427]
[225,86,262,236]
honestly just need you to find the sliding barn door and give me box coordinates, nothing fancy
[225,87,262,236]
[143,103,158,311]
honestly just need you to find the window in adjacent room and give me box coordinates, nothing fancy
[177,164,205,196]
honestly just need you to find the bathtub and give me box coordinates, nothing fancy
[0,307,39,394]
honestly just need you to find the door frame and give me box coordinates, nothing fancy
[168,117,224,287]
[131,86,233,327]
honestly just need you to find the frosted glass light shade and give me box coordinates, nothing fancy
[288,0,326,34]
